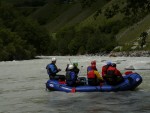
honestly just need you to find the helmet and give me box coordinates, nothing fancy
[91,65,96,69]
[68,64,74,70]
[73,62,78,67]
[51,57,56,62]
[106,61,112,66]
[91,60,96,65]
[111,63,116,67]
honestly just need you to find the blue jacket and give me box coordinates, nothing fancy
[46,63,58,76]
[87,66,92,72]
[87,66,97,73]
[66,70,77,86]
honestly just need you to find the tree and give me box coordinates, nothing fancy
[79,0,97,8]
[104,3,119,19]
[139,32,148,49]
[68,36,85,55]
[93,9,101,20]
[12,18,51,55]
[0,28,36,61]
[0,2,54,60]
[86,36,102,54]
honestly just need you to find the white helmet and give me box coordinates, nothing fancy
[51,57,56,62]
[68,64,74,70]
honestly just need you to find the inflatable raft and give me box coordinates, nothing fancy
[45,73,142,93]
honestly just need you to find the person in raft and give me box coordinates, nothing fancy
[66,62,80,76]
[66,64,78,86]
[101,62,112,79]
[105,63,124,85]
[73,62,80,75]
[87,60,97,73]
[46,57,62,80]
[87,61,103,86]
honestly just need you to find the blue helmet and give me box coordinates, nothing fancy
[106,62,112,66]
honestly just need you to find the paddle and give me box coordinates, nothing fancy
[69,58,72,64]
[69,58,83,75]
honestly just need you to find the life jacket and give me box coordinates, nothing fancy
[87,70,96,79]
[106,66,116,76]
[88,70,102,86]
[66,71,77,81]
[46,63,58,76]
[87,66,97,73]
[102,65,109,77]
[66,71,71,80]
[105,66,123,85]
[66,71,77,86]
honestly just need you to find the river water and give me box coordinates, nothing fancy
[0,56,150,113]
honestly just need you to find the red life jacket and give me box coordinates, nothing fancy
[107,66,116,76]
[87,70,96,79]
[106,66,123,85]
[102,65,109,77]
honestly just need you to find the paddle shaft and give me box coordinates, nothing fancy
[69,58,72,64]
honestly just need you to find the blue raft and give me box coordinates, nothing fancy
[45,73,142,93]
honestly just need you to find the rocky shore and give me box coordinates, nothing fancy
[109,51,150,57]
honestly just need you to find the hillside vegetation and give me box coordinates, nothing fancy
[0,0,150,61]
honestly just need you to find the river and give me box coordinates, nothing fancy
[0,56,150,113]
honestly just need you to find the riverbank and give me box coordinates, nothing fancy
[35,51,150,59]
[109,51,150,57]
